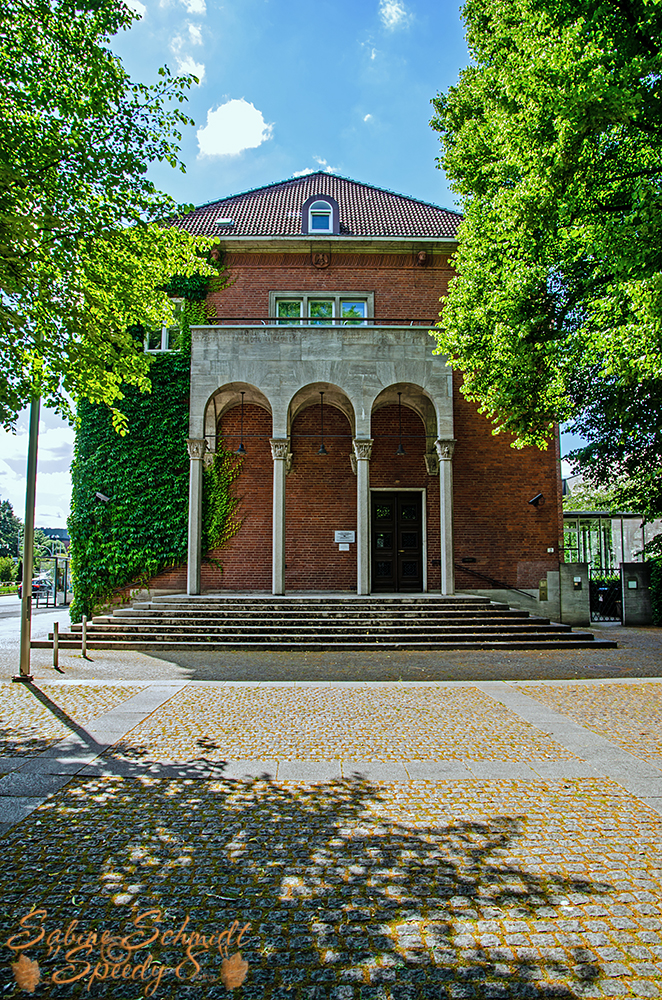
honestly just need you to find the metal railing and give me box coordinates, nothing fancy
[454,563,537,600]
[196,317,440,327]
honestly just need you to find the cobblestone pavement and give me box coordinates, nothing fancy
[105,686,578,763]
[1,678,662,998]
[0,682,145,761]
[514,683,662,766]
[2,626,661,685]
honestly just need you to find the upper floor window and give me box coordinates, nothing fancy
[145,298,184,352]
[309,200,332,232]
[301,193,340,235]
[270,291,374,325]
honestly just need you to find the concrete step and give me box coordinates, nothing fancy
[86,616,553,630]
[104,609,531,623]
[62,625,571,639]
[41,595,615,652]
[32,636,616,651]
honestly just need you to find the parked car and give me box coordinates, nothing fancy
[17,576,53,599]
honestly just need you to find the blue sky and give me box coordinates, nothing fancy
[115,0,468,211]
[0,0,581,527]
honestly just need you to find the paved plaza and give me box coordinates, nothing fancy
[0,610,661,997]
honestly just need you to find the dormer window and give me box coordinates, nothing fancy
[301,193,340,235]
[309,200,332,232]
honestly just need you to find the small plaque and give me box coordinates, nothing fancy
[339,543,350,552]
[627,579,638,589]
[334,530,355,543]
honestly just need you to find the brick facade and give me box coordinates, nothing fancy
[141,176,562,597]
[208,252,453,323]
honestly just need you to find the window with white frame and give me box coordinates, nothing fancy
[270,292,373,325]
[144,298,184,352]
[308,200,332,232]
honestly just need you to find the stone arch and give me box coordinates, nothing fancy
[287,382,356,439]
[370,383,438,450]
[203,383,273,454]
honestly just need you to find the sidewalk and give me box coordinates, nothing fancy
[1,672,661,998]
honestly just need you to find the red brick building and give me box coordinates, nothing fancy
[171,173,561,596]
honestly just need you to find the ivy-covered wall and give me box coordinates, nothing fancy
[69,285,240,620]
[69,350,191,621]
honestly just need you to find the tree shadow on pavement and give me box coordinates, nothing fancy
[0,770,611,998]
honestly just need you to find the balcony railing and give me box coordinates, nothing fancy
[195,317,440,328]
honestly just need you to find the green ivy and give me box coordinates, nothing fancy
[69,351,191,620]
[202,447,243,556]
[69,274,236,619]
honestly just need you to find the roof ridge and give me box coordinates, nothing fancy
[184,172,461,217]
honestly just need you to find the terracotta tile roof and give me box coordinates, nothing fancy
[172,172,461,239]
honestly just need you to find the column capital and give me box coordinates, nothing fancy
[353,438,374,461]
[435,438,456,461]
[187,438,207,460]
[270,438,289,461]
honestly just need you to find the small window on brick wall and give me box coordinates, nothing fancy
[270,292,374,325]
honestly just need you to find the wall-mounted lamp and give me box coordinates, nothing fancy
[395,392,406,456]
[528,493,545,507]
[95,492,110,503]
[318,391,328,455]
[236,391,247,455]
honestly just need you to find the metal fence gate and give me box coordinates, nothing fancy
[589,571,622,622]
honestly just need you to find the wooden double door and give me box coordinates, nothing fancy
[371,492,423,592]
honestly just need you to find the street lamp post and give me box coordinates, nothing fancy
[15,394,40,682]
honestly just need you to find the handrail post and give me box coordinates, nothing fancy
[82,615,87,658]
[53,621,59,670]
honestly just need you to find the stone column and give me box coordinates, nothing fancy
[435,439,456,596]
[186,438,207,596]
[353,439,373,596]
[270,439,289,596]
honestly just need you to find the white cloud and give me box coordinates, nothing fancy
[188,22,202,44]
[170,26,205,81]
[371,47,377,59]
[177,55,205,79]
[313,156,340,174]
[125,0,147,16]
[160,0,206,12]
[379,0,411,30]
[197,99,273,157]
[293,167,315,177]
[363,113,373,122]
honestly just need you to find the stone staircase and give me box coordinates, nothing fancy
[35,594,617,651]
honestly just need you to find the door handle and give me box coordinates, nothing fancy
[398,549,405,553]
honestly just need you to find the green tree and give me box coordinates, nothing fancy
[0,556,17,582]
[0,498,22,558]
[0,0,217,432]
[430,0,662,462]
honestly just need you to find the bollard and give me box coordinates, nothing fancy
[53,621,59,670]
[82,615,87,658]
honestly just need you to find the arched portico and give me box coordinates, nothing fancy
[187,323,456,597]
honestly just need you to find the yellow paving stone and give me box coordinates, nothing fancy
[107,685,579,762]
[516,683,662,764]
[0,682,145,757]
